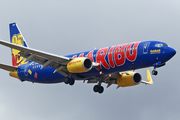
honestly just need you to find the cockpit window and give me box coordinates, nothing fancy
[163,44,168,46]
[155,43,168,47]
[155,44,163,47]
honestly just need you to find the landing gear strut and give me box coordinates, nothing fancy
[93,85,104,94]
[64,77,75,86]
[152,62,166,76]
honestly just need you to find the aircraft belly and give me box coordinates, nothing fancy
[17,65,65,83]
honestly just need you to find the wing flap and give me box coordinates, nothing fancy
[18,51,68,76]
[0,63,17,71]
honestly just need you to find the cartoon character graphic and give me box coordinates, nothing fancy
[11,34,27,66]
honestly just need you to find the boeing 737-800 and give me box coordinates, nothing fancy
[0,23,176,94]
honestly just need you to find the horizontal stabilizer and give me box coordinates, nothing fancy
[0,63,17,71]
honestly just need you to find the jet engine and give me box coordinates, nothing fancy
[117,72,142,87]
[67,57,92,73]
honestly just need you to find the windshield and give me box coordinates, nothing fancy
[155,43,168,47]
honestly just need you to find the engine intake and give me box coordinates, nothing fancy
[67,57,92,73]
[117,72,142,87]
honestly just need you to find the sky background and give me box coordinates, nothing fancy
[0,0,179,120]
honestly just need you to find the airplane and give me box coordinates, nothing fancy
[0,23,176,94]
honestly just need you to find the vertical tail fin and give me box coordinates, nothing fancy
[10,23,28,66]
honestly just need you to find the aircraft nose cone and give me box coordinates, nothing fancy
[162,47,176,62]
[166,47,176,59]
[169,47,176,57]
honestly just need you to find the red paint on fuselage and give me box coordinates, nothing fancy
[126,41,140,62]
[72,55,77,58]
[108,46,116,68]
[96,47,110,70]
[79,53,84,57]
[114,44,127,66]
[70,42,140,71]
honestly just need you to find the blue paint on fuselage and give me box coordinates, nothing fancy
[17,41,176,83]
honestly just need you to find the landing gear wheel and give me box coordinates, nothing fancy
[69,78,75,86]
[93,85,99,92]
[93,85,104,94]
[64,77,70,84]
[64,77,75,85]
[152,70,158,76]
[98,86,104,94]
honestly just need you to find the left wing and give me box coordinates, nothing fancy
[0,63,17,71]
[0,40,71,77]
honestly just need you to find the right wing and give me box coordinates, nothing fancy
[0,40,71,77]
[87,70,154,88]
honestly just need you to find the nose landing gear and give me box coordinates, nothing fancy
[152,62,166,76]
[152,69,158,76]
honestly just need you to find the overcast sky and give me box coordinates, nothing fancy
[0,0,179,120]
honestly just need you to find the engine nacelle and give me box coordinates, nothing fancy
[117,72,142,87]
[67,57,92,73]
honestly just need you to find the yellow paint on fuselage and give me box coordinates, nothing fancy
[28,69,32,75]
[9,70,20,80]
[150,49,161,54]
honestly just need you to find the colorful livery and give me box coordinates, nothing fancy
[0,23,176,94]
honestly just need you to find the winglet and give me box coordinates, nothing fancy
[147,70,153,85]
[141,70,154,85]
